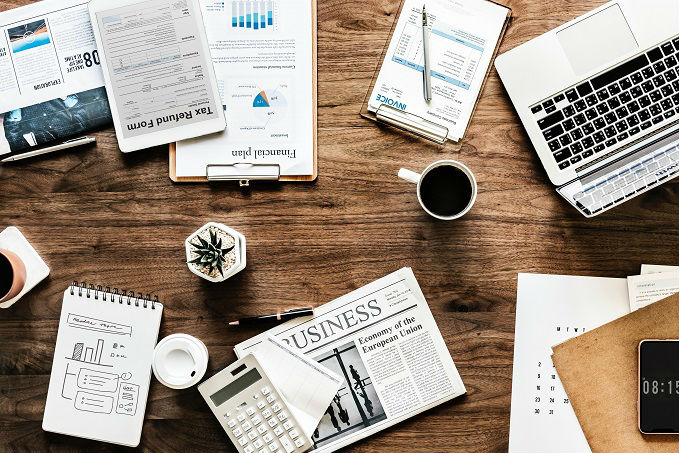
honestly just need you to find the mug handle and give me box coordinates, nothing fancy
[398,168,421,184]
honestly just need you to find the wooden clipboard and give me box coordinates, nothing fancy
[359,0,511,144]
[360,0,512,145]
[169,0,318,184]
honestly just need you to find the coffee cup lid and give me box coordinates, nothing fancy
[153,334,208,389]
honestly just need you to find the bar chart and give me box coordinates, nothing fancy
[231,0,275,30]
[67,339,112,367]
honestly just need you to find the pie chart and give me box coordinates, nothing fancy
[251,88,287,126]
[253,90,270,107]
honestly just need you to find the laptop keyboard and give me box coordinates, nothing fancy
[571,142,679,216]
[531,36,679,171]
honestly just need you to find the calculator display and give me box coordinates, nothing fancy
[210,368,262,406]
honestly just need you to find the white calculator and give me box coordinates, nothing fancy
[198,354,312,453]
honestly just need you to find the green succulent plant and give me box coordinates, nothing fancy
[188,227,235,277]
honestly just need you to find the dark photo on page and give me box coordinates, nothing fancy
[0,87,112,154]
[311,341,387,449]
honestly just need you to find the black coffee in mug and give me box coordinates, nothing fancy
[419,165,473,217]
[0,253,14,298]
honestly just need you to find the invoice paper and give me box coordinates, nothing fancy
[627,272,679,311]
[368,0,508,141]
[509,274,630,453]
[175,0,315,177]
[251,335,342,438]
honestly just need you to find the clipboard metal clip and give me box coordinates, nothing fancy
[206,163,281,187]
[375,104,448,144]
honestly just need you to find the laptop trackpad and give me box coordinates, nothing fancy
[557,4,637,76]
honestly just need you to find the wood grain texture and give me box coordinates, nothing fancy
[0,0,677,451]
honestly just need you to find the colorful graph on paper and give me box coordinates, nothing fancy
[230,0,276,30]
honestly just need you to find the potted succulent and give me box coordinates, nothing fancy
[185,222,246,282]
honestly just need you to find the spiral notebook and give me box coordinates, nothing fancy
[43,283,163,447]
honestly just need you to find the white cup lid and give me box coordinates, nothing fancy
[153,334,208,389]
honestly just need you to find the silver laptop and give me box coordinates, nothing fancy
[495,0,679,217]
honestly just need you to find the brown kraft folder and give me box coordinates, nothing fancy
[551,294,679,453]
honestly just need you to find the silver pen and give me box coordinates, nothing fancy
[422,5,432,102]
[1,136,96,163]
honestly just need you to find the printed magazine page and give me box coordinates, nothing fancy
[0,0,110,154]
[234,267,466,452]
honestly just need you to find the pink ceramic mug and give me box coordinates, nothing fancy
[0,249,27,303]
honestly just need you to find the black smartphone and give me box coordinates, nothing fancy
[638,340,679,434]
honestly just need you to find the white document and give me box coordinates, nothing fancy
[0,0,108,154]
[627,272,679,312]
[0,0,104,113]
[43,288,163,447]
[235,268,465,453]
[509,273,631,453]
[367,0,508,141]
[92,0,223,149]
[641,264,679,274]
[175,0,315,177]
[252,335,342,438]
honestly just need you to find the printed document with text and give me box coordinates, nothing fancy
[0,0,110,154]
[367,0,508,141]
[175,0,315,177]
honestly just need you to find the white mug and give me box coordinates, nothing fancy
[398,160,477,220]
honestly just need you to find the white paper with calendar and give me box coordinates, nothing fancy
[509,273,630,453]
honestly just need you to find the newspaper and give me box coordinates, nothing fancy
[234,267,466,452]
[0,0,110,154]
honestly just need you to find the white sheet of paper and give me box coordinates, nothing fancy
[367,0,508,141]
[252,335,342,438]
[509,273,630,453]
[174,0,314,177]
[640,264,679,274]
[627,272,679,311]
[43,289,163,447]
[0,0,104,113]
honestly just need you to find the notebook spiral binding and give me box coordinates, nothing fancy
[69,281,158,309]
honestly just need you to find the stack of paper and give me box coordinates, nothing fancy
[509,266,678,453]
[627,264,679,311]
[551,294,679,453]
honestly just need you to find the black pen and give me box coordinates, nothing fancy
[228,306,314,326]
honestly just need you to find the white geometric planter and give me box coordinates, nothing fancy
[185,222,246,283]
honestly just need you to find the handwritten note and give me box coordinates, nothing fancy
[67,313,132,336]
[43,288,162,446]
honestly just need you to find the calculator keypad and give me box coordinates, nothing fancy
[200,355,310,453]
[223,385,306,453]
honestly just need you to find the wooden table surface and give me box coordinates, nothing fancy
[0,0,677,451]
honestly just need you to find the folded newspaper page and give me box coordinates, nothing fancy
[234,267,466,452]
[0,0,111,154]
